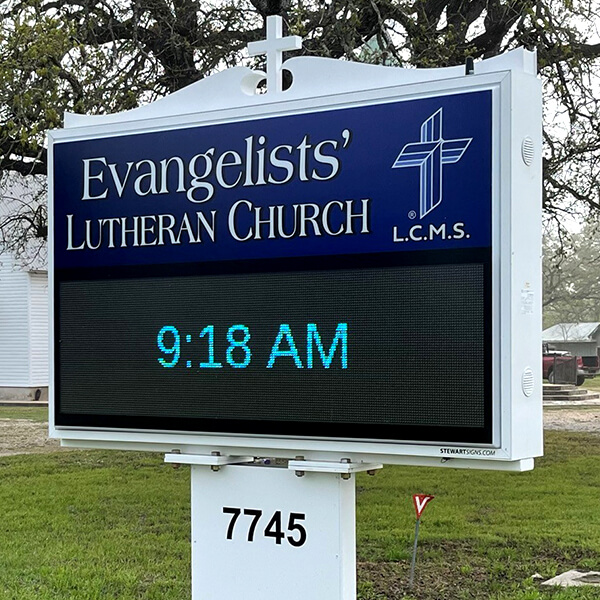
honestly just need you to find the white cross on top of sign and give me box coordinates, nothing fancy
[247,15,302,94]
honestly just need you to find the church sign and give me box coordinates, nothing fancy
[49,22,542,470]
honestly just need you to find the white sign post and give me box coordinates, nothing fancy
[165,454,382,600]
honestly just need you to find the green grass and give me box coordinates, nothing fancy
[0,406,48,422]
[356,431,600,599]
[2,429,600,598]
[0,451,190,600]
[582,377,600,391]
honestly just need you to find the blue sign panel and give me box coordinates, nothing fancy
[54,90,492,269]
[53,89,494,445]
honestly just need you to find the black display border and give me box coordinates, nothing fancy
[54,247,493,445]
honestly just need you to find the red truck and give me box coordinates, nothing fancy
[543,345,600,386]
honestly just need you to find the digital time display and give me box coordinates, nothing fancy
[55,251,491,443]
[156,322,348,370]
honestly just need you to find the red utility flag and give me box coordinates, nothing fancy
[412,494,434,519]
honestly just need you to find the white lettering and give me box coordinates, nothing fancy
[453,222,466,239]
[312,140,340,181]
[108,162,134,197]
[134,160,158,196]
[196,211,217,243]
[268,145,294,184]
[120,216,140,247]
[345,199,370,234]
[159,157,186,194]
[140,215,157,246]
[298,203,321,237]
[297,135,311,182]
[429,223,446,240]
[322,200,345,236]
[176,212,199,244]
[229,199,253,242]
[276,204,298,238]
[188,149,215,203]
[103,217,120,248]
[254,205,277,240]
[215,151,243,189]
[158,214,178,246]
[66,214,85,250]
[82,158,108,200]
[85,219,102,250]
[409,224,423,241]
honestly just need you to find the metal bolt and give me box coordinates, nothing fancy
[294,455,305,477]
[211,451,221,472]
[341,458,351,480]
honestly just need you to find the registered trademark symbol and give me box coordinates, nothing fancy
[408,210,417,220]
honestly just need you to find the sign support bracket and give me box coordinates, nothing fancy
[164,452,383,476]
[288,457,383,478]
[164,451,254,468]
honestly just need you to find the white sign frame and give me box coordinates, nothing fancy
[48,44,542,471]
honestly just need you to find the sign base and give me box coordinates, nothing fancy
[165,454,382,600]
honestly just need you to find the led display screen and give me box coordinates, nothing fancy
[55,250,491,443]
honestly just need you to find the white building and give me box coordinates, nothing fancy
[542,322,600,358]
[0,176,48,401]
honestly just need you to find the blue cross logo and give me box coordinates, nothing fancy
[391,108,472,218]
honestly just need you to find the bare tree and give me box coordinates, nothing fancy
[543,216,600,327]
[0,173,46,265]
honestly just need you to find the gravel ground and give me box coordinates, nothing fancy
[0,419,60,457]
[1,408,600,457]
[543,407,600,432]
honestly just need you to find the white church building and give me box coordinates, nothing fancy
[0,176,48,401]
